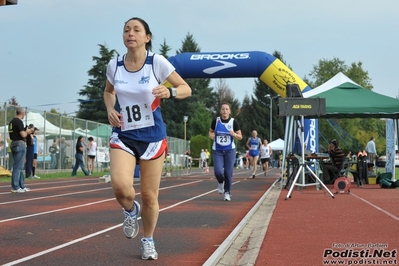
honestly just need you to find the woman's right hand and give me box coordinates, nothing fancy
[107,109,121,127]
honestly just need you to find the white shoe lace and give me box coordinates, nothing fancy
[142,239,156,252]
[124,212,136,226]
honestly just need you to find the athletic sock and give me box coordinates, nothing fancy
[126,204,136,215]
[32,167,35,176]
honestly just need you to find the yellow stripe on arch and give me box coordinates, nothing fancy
[162,80,173,88]
[260,59,308,98]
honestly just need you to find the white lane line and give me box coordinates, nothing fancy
[2,179,235,266]
[0,187,112,205]
[0,180,203,223]
[0,178,97,189]
[0,198,114,223]
[351,192,399,221]
[0,182,103,196]
[2,224,124,266]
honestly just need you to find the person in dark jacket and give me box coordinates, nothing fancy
[323,139,345,184]
[71,136,90,176]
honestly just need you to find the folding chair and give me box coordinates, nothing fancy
[331,158,349,181]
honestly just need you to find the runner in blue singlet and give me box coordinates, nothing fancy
[246,130,262,178]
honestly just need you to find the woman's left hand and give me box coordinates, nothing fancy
[152,85,169,99]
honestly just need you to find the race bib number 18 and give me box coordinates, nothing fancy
[120,102,154,131]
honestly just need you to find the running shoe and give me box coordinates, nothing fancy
[224,192,231,201]
[11,188,25,193]
[33,175,41,179]
[23,187,31,192]
[252,174,256,179]
[122,201,140,239]
[141,238,158,260]
[217,183,224,194]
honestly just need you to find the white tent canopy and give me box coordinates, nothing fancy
[269,138,284,150]
[303,72,359,98]
[24,112,74,136]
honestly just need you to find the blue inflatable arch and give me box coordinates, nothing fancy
[167,51,311,97]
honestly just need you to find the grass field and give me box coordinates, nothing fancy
[0,170,109,184]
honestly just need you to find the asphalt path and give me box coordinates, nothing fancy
[0,167,280,266]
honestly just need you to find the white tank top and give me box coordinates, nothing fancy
[106,51,174,142]
[88,141,97,156]
[260,144,271,159]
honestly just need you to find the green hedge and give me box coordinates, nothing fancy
[189,134,212,166]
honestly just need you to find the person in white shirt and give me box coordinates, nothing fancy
[200,149,207,169]
[365,136,377,165]
[86,137,97,174]
[260,139,272,176]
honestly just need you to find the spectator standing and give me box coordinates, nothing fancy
[25,124,35,178]
[60,137,70,169]
[205,148,210,166]
[209,103,242,201]
[278,151,283,168]
[0,141,6,167]
[200,149,207,169]
[71,136,90,176]
[86,137,97,174]
[8,107,32,193]
[55,137,60,169]
[7,138,13,170]
[365,137,377,165]
[31,127,40,179]
[50,138,60,169]
[242,150,249,169]
[184,149,191,169]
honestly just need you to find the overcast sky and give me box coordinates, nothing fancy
[1,0,398,115]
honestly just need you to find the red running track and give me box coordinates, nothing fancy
[0,168,275,266]
[256,182,399,266]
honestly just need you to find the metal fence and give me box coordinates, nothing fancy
[0,105,191,176]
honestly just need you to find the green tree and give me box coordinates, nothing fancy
[8,96,19,107]
[307,57,347,88]
[345,62,373,89]
[159,38,171,57]
[161,33,216,139]
[189,134,211,164]
[189,103,212,137]
[236,95,253,150]
[45,108,62,126]
[76,44,118,123]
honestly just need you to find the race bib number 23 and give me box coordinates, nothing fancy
[216,135,232,146]
[120,102,154,131]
